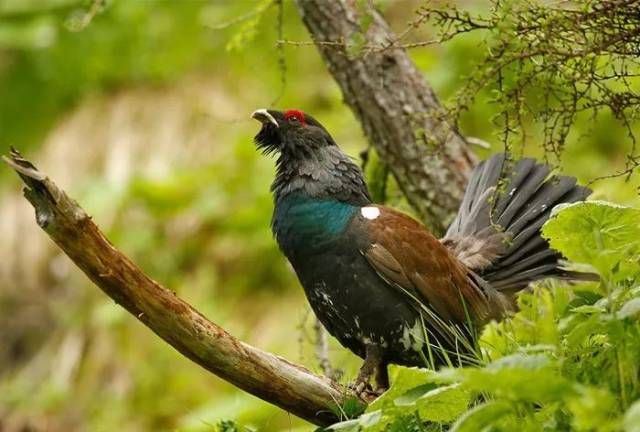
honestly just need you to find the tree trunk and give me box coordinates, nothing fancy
[295,0,475,234]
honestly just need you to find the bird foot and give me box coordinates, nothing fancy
[348,380,387,401]
[372,385,388,396]
[348,379,371,395]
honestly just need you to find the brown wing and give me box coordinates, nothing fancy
[360,205,494,324]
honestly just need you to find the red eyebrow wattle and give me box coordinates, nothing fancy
[284,109,306,125]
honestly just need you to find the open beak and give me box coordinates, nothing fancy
[251,109,279,128]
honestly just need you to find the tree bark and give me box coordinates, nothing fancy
[2,148,359,427]
[295,0,475,234]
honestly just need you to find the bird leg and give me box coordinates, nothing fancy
[375,359,390,392]
[350,344,388,399]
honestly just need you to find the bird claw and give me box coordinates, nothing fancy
[348,379,370,395]
[348,380,386,401]
[372,385,388,396]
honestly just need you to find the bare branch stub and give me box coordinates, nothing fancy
[2,148,361,427]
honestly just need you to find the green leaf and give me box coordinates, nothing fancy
[327,396,366,421]
[564,313,603,348]
[618,298,640,319]
[450,354,575,403]
[624,400,640,432]
[567,386,619,431]
[364,367,469,425]
[450,401,513,432]
[393,383,439,406]
[542,201,640,280]
[571,305,606,315]
[328,410,384,432]
[326,419,359,432]
[413,384,471,423]
[392,382,470,422]
[367,367,437,413]
[358,410,382,428]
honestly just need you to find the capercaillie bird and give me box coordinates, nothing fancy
[252,108,595,395]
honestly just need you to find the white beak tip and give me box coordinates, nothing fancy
[251,109,279,128]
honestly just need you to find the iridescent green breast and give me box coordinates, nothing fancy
[272,194,358,255]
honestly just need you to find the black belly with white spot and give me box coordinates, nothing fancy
[289,234,427,367]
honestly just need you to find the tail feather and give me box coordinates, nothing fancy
[489,249,557,281]
[442,153,595,294]
[492,158,536,216]
[506,176,576,234]
[488,263,560,291]
[497,236,547,267]
[495,164,550,228]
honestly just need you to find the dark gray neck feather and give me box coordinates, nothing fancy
[272,146,371,206]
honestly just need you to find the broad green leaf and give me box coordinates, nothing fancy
[542,201,640,279]
[567,386,619,431]
[624,400,640,432]
[393,383,439,406]
[364,367,469,425]
[450,401,512,432]
[326,419,359,432]
[358,410,382,428]
[367,367,437,413]
[449,354,574,403]
[327,410,384,432]
[393,383,470,422]
[571,305,606,315]
[618,298,640,319]
[413,384,470,422]
[487,352,551,370]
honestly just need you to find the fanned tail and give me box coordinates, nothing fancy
[443,153,596,295]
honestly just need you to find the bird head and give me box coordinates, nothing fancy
[251,108,336,157]
[251,108,371,206]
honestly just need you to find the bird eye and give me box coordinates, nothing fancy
[289,116,299,123]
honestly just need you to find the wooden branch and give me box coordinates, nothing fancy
[2,148,360,427]
[295,0,476,234]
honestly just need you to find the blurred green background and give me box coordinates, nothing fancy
[0,1,638,431]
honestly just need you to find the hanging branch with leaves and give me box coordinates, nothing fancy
[417,0,640,175]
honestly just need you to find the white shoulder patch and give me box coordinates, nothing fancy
[360,206,380,220]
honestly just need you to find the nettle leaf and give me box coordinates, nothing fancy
[358,410,382,428]
[624,400,640,432]
[618,297,640,319]
[367,367,437,413]
[449,401,513,432]
[571,304,606,315]
[364,367,469,426]
[567,386,619,431]
[393,383,471,422]
[449,354,574,403]
[360,367,436,431]
[542,201,640,280]
[326,418,359,432]
[327,410,384,432]
[410,384,470,422]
